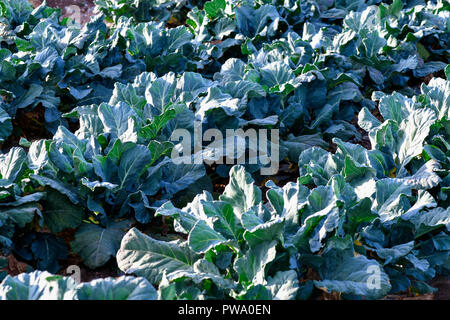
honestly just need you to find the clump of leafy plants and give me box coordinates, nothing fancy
[0,0,448,300]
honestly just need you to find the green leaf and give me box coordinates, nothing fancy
[160,162,206,195]
[31,175,80,204]
[220,165,262,217]
[233,241,277,286]
[1,204,39,228]
[42,190,84,233]
[76,276,157,300]
[374,179,412,222]
[145,72,176,111]
[357,107,381,132]
[188,220,228,253]
[118,145,152,190]
[201,200,244,241]
[314,237,391,299]
[167,259,235,290]
[344,198,377,234]
[13,84,43,110]
[31,234,68,273]
[376,241,414,265]
[403,207,450,238]
[99,102,137,143]
[117,228,201,283]
[0,106,12,142]
[266,270,299,300]
[0,147,26,182]
[204,0,226,19]
[243,217,285,247]
[259,61,295,93]
[139,108,178,140]
[71,220,129,269]
[394,160,441,189]
[420,78,449,121]
[413,61,447,78]
[398,108,437,166]
[359,29,386,58]
[0,271,75,300]
[109,82,146,111]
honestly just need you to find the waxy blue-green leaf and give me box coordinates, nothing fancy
[0,271,157,300]
[167,259,236,290]
[266,270,299,300]
[243,217,285,247]
[220,165,262,217]
[420,77,449,121]
[376,241,414,265]
[0,204,39,228]
[314,237,391,299]
[31,175,80,204]
[31,234,68,273]
[393,160,441,189]
[42,190,83,233]
[71,220,129,269]
[233,241,277,286]
[0,271,75,300]
[0,147,26,182]
[76,276,157,300]
[235,5,280,38]
[160,162,206,195]
[188,220,229,253]
[99,102,138,143]
[402,207,450,238]
[117,228,201,283]
[374,179,412,222]
[0,107,12,142]
[145,72,176,111]
[201,200,243,241]
[118,144,152,190]
[109,82,146,111]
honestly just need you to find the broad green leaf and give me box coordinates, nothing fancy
[71,220,129,269]
[314,237,391,299]
[0,271,75,300]
[188,220,228,253]
[243,217,285,247]
[117,228,201,283]
[31,234,68,273]
[201,200,243,241]
[376,241,414,265]
[204,0,226,19]
[374,179,412,222]
[266,270,299,300]
[220,165,262,217]
[0,106,12,142]
[76,276,157,300]
[398,108,436,166]
[145,72,176,111]
[99,102,137,143]
[42,190,84,233]
[118,145,152,190]
[233,241,277,286]
[167,259,235,290]
[0,147,26,182]
[420,77,449,121]
[403,207,450,238]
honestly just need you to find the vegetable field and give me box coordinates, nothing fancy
[0,0,449,300]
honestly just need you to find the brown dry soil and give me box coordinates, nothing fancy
[2,0,447,300]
